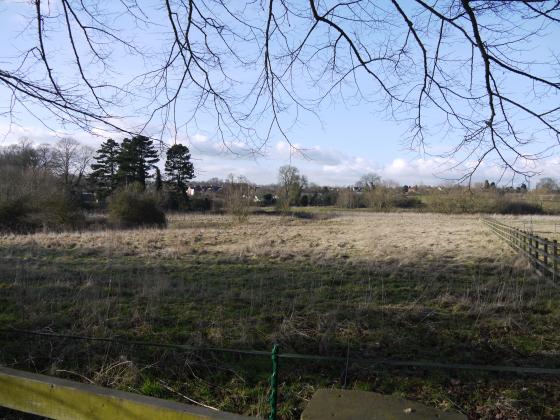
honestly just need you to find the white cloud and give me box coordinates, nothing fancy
[0,122,101,148]
[186,134,258,159]
[2,123,559,186]
[275,142,344,166]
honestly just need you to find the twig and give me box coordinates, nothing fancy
[55,369,95,384]
[157,379,219,411]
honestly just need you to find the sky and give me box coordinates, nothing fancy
[1,1,559,187]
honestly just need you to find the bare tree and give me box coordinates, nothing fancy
[74,145,95,186]
[1,1,560,181]
[223,174,255,221]
[356,173,381,191]
[277,165,307,211]
[52,138,93,186]
[35,144,56,171]
[53,138,80,186]
[0,139,58,200]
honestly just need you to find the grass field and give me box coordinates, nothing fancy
[1,212,559,418]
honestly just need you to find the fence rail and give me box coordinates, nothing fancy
[0,367,249,420]
[482,217,559,279]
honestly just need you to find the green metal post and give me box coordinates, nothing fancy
[269,344,279,420]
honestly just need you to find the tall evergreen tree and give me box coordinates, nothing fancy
[164,144,195,198]
[90,139,120,197]
[154,167,163,191]
[116,136,159,188]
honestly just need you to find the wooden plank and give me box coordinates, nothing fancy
[554,240,558,281]
[483,219,549,246]
[0,367,251,420]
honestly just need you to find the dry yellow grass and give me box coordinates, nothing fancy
[1,211,559,418]
[0,212,521,267]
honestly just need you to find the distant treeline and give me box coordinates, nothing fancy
[1,139,559,233]
[0,136,195,232]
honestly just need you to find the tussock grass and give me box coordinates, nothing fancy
[1,212,559,418]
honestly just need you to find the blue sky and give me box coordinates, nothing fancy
[1,1,559,187]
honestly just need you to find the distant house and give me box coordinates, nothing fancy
[186,186,195,196]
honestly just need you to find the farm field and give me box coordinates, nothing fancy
[1,212,559,418]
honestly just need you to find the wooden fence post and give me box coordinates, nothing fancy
[544,239,549,270]
[534,237,539,265]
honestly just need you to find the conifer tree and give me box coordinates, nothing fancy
[164,144,195,199]
[90,139,120,197]
[116,136,159,188]
[155,167,163,191]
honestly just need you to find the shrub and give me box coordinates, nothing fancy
[496,201,544,215]
[392,194,422,209]
[40,194,85,231]
[0,194,85,233]
[364,187,396,210]
[336,189,360,208]
[109,188,166,228]
[224,177,254,221]
[0,198,36,233]
[423,191,478,213]
[190,196,213,212]
[159,190,190,211]
[261,193,276,206]
[422,190,545,215]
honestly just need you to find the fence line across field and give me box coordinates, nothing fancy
[482,217,559,279]
[4,325,560,419]
[2,327,560,375]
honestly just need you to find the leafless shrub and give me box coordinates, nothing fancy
[223,175,255,222]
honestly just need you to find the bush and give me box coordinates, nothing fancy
[364,187,397,210]
[159,190,190,211]
[40,194,85,231]
[224,180,253,220]
[0,198,36,233]
[261,193,276,206]
[496,200,544,215]
[422,190,545,215]
[336,189,361,208]
[392,194,422,209]
[423,191,478,214]
[109,188,166,228]
[0,194,85,233]
[190,196,213,212]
